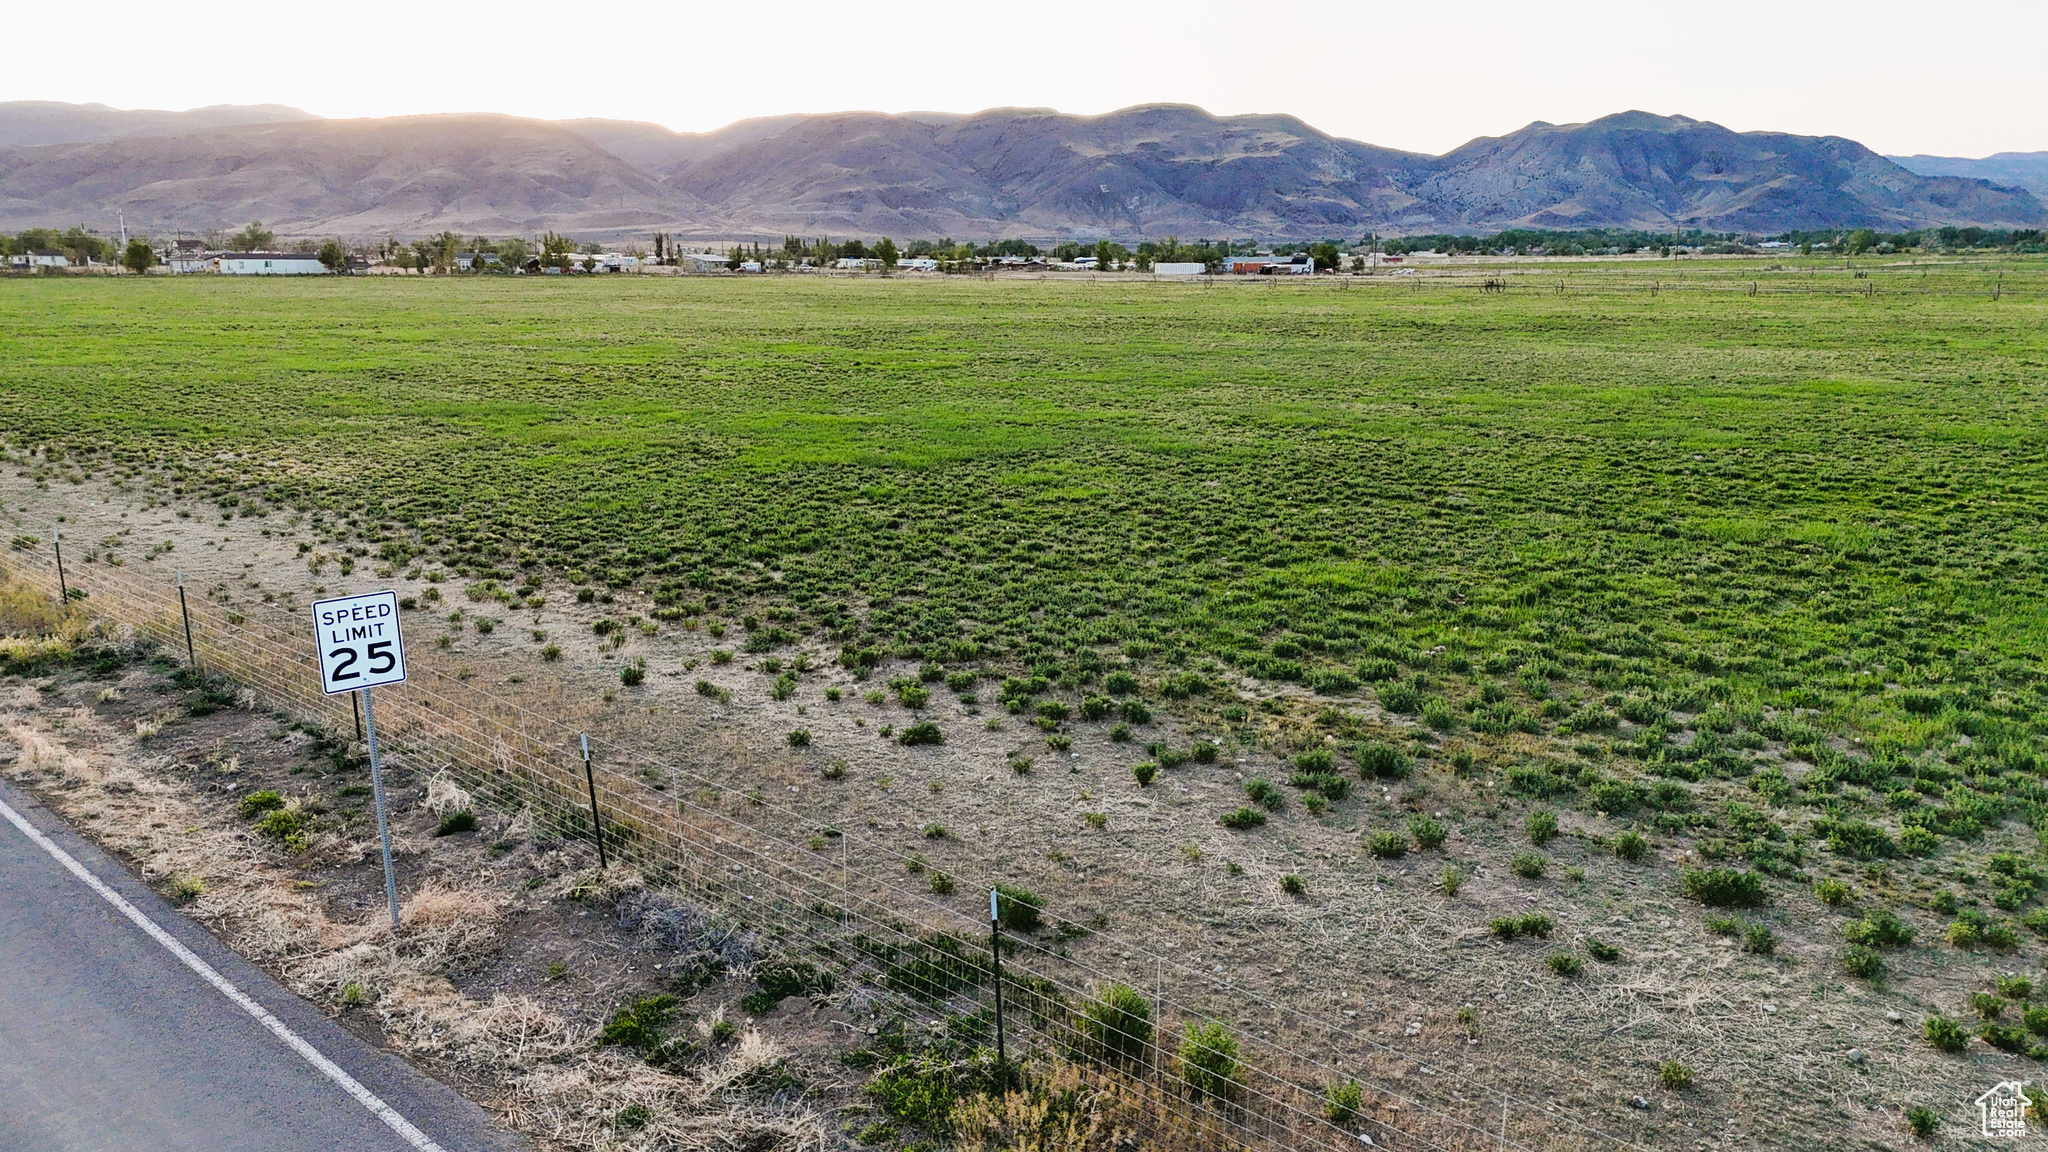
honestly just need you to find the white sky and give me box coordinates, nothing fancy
[14,0,2044,157]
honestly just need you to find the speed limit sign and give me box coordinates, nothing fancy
[311,590,408,695]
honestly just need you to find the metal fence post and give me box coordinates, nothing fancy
[52,530,67,604]
[990,888,1006,1066]
[581,734,608,869]
[176,570,198,670]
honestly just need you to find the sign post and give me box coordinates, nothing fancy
[311,591,407,931]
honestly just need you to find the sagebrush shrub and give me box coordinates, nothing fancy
[1132,761,1158,786]
[1845,909,1916,948]
[1586,938,1620,962]
[1813,878,1853,906]
[1511,851,1548,879]
[1659,1061,1694,1090]
[1324,1079,1363,1122]
[1842,944,1884,979]
[1220,806,1266,830]
[1080,983,1153,1068]
[1409,816,1447,849]
[1545,952,1581,977]
[1682,868,1766,908]
[1525,808,1559,846]
[1367,830,1407,859]
[1177,1021,1242,1101]
[1356,740,1410,780]
[1280,874,1305,895]
[1923,1015,1967,1053]
[1245,777,1284,811]
[1612,831,1648,861]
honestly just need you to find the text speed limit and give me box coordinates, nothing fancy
[311,590,408,695]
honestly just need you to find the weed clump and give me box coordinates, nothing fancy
[1489,913,1552,940]
[1079,983,1153,1068]
[1814,878,1853,906]
[1586,938,1620,962]
[1525,808,1559,846]
[1842,945,1884,979]
[1177,1021,1243,1101]
[1905,1106,1939,1139]
[1131,761,1158,786]
[1545,952,1581,977]
[433,810,477,837]
[1244,777,1284,811]
[897,721,944,746]
[1510,851,1548,879]
[1409,816,1447,850]
[1220,806,1267,831]
[238,789,286,818]
[1280,874,1305,896]
[1355,741,1410,780]
[1367,831,1407,859]
[1324,1079,1363,1122]
[1612,831,1648,862]
[1659,1061,1694,1090]
[1845,910,1916,948]
[1923,1015,1967,1053]
[1681,868,1767,908]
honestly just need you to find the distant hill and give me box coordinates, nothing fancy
[1,102,2039,239]
[1887,151,2048,198]
[0,101,315,148]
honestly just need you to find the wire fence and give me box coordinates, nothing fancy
[9,546,1672,1152]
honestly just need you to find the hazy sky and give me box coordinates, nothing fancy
[14,0,2043,156]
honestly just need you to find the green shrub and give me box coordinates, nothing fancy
[1409,816,1447,850]
[1525,808,1559,846]
[1659,1061,1694,1090]
[1899,826,1938,856]
[992,883,1043,932]
[1705,915,1740,936]
[1191,741,1218,764]
[1489,912,1552,940]
[1280,874,1305,896]
[929,871,955,895]
[619,664,645,686]
[2024,1004,2048,1036]
[1103,671,1139,695]
[1324,1079,1364,1122]
[1367,830,1408,859]
[1545,952,1581,977]
[1177,1021,1243,1101]
[1681,868,1767,908]
[1969,992,2006,1020]
[1421,696,1458,730]
[1511,851,1548,879]
[1997,975,2033,1001]
[1842,945,1884,979]
[433,810,477,837]
[1813,878,1853,906]
[1905,1106,1939,1139]
[599,994,678,1052]
[1132,761,1158,786]
[897,721,944,746]
[1845,909,1915,948]
[1108,722,1132,743]
[1355,740,1410,779]
[1923,1015,1967,1053]
[1743,924,1777,955]
[1080,983,1153,1067]
[238,789,286,818]
[1220,806,1267,830]
[1612,831,1649,862]
[787,728,810,748]
[1378,680,1422,713]
[1586,938,1621,962]
[254,807,310,842]
[1245,777,1284,811]
[1120,699,1152,724]
[1439,866,1464,896]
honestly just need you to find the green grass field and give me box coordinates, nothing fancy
[5,266,2046,772]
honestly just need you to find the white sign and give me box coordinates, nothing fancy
[311,591,407,695]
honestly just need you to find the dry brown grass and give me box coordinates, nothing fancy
[1,687,827,1152]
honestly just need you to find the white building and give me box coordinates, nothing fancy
[218,252,328,275]
[679,252,728,271]
[9,249,68,269]
[897,257,938,271]
[1153,262,1206,276]
[834,257,877,270]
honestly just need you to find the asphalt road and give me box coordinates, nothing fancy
[0,775,527,1152]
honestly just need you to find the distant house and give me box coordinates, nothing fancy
[9,249,68,269]
[218,252,327,275]
[834,257,877,270]
[1152,262,1206,276]
[679,253,728,271]
[1222,254,1313,275]
[897,257,939,272]
[168,239,212,274]
[455,252,504,271]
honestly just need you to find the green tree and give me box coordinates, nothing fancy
[1844,229,1877,256]
[1094,239,1114,271]
[540,232,574,269]
[230,221,275,251]
[411,239,435,273]
[316,240,346,272]
[1309,241,1341,271]
[121,239,155,275]
[874,237,899,269]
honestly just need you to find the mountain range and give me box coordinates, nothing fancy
[1,101,2040,240]
[1887,151,2048,199]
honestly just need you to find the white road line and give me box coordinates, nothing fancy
[0,793,446,1152]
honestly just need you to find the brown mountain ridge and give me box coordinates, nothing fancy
[1,101,2039,239]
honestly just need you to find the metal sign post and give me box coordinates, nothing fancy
[311,591,407,931]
